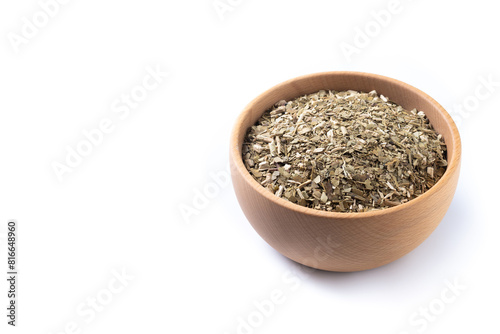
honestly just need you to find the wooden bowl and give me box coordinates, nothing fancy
[230,72,461,272]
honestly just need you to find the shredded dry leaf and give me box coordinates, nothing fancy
[242,90,448,213]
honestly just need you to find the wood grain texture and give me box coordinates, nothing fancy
[230,72,461,272]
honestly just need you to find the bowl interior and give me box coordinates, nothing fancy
[231,71,461,216]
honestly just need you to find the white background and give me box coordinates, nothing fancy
[0,0,498,333]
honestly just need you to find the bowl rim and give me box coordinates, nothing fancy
[230,71,462,219]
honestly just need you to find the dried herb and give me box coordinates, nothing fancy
[242,90,448,213]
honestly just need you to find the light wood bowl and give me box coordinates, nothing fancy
[230,72,461,272]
